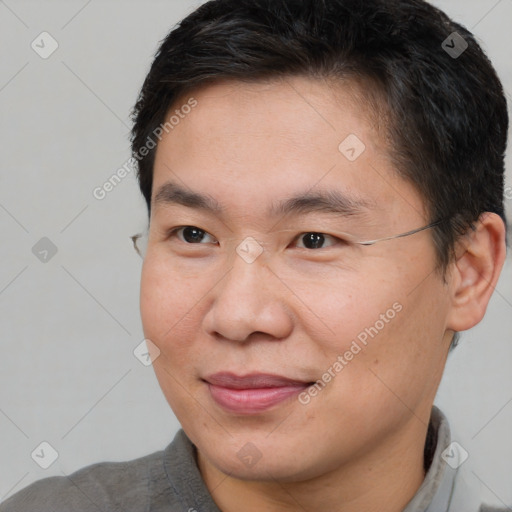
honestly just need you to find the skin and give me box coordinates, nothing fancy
[139,76,506,512]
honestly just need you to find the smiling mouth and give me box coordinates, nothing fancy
[203,372,314,414]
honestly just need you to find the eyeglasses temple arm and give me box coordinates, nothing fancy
[355,219,445,246]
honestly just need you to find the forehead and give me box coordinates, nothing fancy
[152,77,426,222]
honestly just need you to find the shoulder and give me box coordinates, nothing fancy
[0,449,164,512]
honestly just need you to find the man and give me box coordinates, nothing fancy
[1,0,508,510]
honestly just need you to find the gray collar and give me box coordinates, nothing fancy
[403,406,480,512]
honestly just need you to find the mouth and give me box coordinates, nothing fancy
[203,372,313,414]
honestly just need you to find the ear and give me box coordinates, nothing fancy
[446,212,507,332]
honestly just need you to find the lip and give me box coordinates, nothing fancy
[204,372,312,414]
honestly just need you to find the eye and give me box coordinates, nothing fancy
[173,226,217,244]
[294,232,339,249]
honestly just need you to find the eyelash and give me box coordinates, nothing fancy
[168,226,345,249]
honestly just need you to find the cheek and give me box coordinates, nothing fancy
[292,268,397,352]
[334,278,449,411]
[306,262,448,399]
[140,255,207,357]
[140,256,210,415]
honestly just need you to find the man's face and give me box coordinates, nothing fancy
[140,77,453,481]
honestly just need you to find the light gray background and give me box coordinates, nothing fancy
[0,0,511,507]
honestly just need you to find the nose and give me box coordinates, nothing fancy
[202,251,294,343]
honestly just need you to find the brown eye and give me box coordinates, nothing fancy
[294,232,340,250]
[300,233,326,249]
[175,226,216,244]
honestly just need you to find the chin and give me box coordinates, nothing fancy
[193,431,326,483]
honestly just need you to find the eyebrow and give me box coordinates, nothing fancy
[153,181,374,218]
[271,189,374,218]
[154,182,223,213]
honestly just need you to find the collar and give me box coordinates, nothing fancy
[403,406,481,512]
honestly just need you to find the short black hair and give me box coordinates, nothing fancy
[131,0,508,270]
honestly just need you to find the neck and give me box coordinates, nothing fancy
[198,417,429,512]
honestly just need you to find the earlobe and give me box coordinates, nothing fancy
[446,213,507,332]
